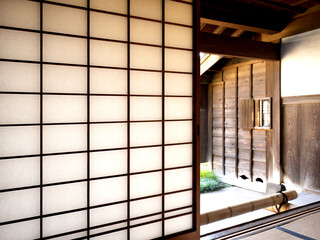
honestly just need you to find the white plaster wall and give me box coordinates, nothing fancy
[281,28,320,97]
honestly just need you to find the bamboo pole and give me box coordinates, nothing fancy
[200,190,298,226]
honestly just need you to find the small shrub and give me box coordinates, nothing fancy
[200,170,218,181]
[200,169,229,193]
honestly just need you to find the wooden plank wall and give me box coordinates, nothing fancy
[282,95,320,191]
[212,73,224,174]
[200,84,209,163]
[252,62,268,183]
[238,65,252,180]
[224,68,237,177]
[210,60,278,191]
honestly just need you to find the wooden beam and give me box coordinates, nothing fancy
[262,8,320,42]
[200,32,280,60]
[201,18,280,35]
[213,26,226,34]
[231,29,245,37]
[200,0,288,34]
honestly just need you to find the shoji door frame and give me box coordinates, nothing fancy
[167,0,200,239]
[0,0,201,239]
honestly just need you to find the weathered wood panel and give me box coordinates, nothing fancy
[213,163,224,174]
[282,101,320,191]
[208,84,213,166]
[225,137,236,148]
[253,139,266,151]
[225,167,236,176]
[253,62,266,97]
[213,136,223,146]
[212,117,223,127]
[223,68,237,80]
[225,89,236,99]
[239,149,250,160]
[238,129,251,138]
[238,65,251,98]
[238,159,250,169]
[201,84,209,163]
[225,147,236,158]
[253,151,266,162]
[225,98,236,108]
[253,73,266,97]
[253,130,266,140]
[238,138,250,149]
[213,97,223,105]
[213,108,223,117]
[253,161,267,172]
[225,157,236,167]
[213,155,223,164]
[213,127,223,136]
[225,118,236,127]
[266,61,280,184]
[225,107,236,117]
[239,99,254,129]
[225,80,236,88]
[213,145,223,155]
[213,101,223,108]
[210,60,275,191]
[212,72,222,82]
[225,128,236,137]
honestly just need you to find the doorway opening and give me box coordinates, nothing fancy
[199,56,320,236]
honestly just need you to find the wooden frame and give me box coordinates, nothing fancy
[0,0,201,239]
[254,97,272,130]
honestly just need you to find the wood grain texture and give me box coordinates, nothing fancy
[210,60,279,190]
[282,94,320,105]
[282,103,320,191]
[208,84,213,167]
[268,61,281,184]
[201,84,209,163]
[239,99,254,129]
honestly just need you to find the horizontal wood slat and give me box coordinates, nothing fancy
[282,94,320,105]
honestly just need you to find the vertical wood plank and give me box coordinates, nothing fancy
[282,101,320,191]
[249,64,253,182]
[235,67,239,178]
[208,83,213,169]
[268,61,281,184]
[222,76,226,175]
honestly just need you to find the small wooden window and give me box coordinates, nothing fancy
[254,97,271,129]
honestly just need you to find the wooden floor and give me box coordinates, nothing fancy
[200,186,320,237]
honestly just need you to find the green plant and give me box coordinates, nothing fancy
[200,169,229,193]
[200,169,218,181]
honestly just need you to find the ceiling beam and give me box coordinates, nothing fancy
[200,32,280,60]
[231,29,245,37]
[201,18,280,35]
[262,7,320,42]
[212,26,226,34]
[200,0,288,34]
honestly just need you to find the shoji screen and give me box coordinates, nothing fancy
[0,0,197,239]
